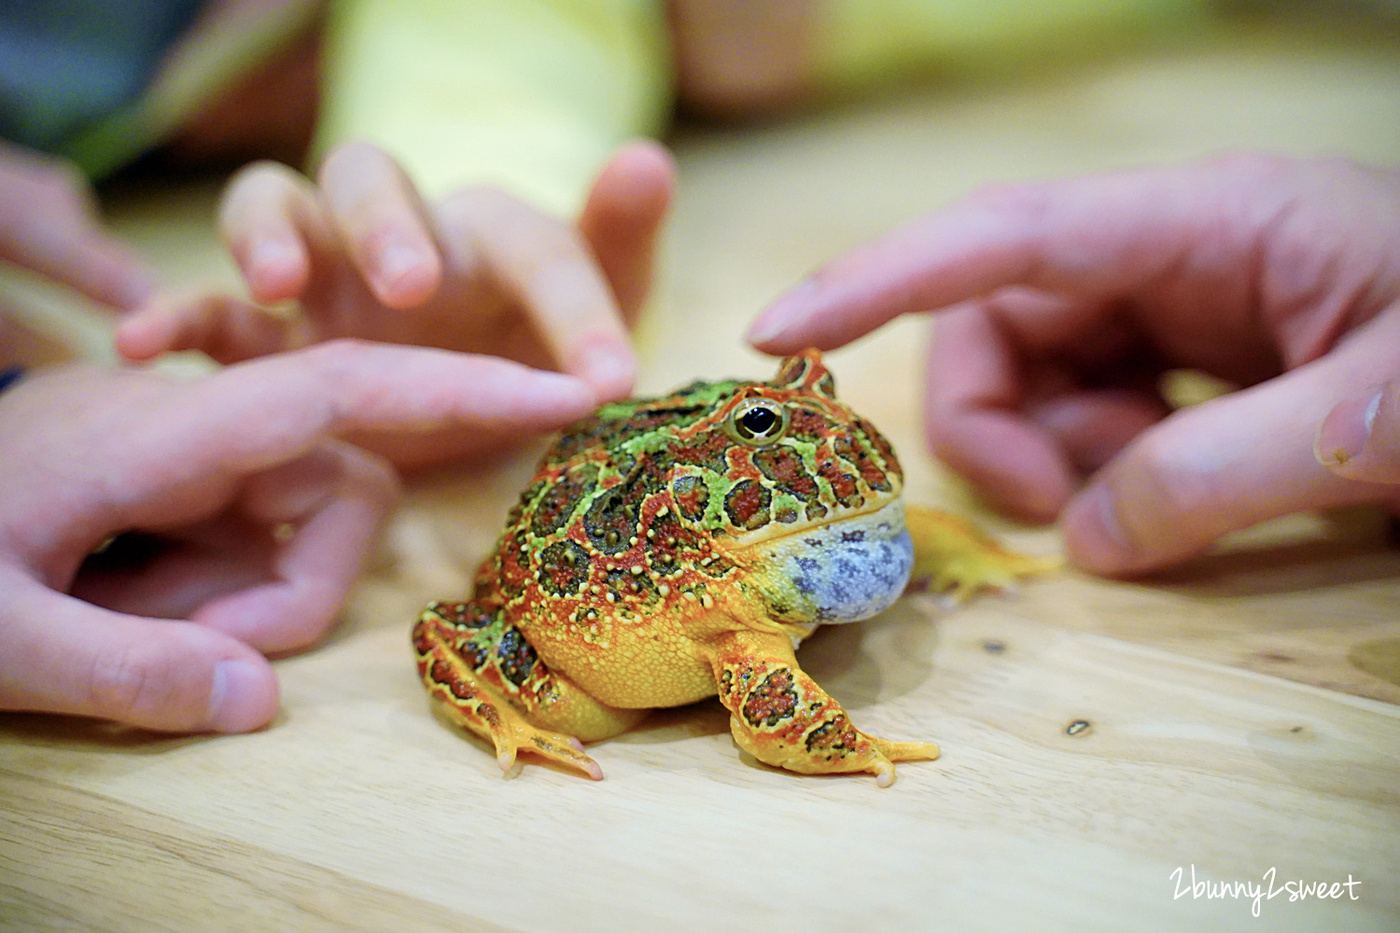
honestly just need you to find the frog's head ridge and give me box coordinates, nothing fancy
[631,349,906,548]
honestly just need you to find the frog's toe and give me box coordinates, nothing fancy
[878,738,942,763]
[863,738,940,787]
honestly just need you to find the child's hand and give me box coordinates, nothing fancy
[0,142,153,311]
[749,156,1400,575]
[0,341,596,732]
[116,139,674,466]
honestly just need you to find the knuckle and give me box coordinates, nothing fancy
[1120,428,1227,531]
[303,337,373,372]
[282,338,380,432]
[88,639,202,730]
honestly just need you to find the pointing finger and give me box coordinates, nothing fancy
[752,176,1194,351]
[578,140,676,323]
[747,157,1297,354]
[318,142,443,309]
[109,340,597,506]
[219,160,321,304]
[437,186,637,400]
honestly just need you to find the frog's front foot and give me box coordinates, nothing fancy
[415,605,605,780]
[425,655,605,780]
[732,715,940,787]
[711,631,940,787]
[494,718,604,781]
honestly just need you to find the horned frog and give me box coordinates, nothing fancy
[413,350,1044,785]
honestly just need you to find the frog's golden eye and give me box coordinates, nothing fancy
[728,398,788,446]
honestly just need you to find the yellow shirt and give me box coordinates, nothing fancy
[313,0,672,218]
[67,0,1207,213]
[313,0,1206,217]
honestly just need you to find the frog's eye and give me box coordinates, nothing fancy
[728,398,788,446]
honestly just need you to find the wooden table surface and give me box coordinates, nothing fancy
[3,18,1399,933]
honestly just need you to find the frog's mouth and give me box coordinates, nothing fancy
[732,499,914,625]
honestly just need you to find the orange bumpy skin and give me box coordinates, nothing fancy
[414,350,944,785]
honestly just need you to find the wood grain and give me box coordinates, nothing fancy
[3,607,1397,931]
[0,768,505,933]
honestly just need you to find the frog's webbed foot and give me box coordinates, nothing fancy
[905,505,1058,601]
[865,739,941,788]
[710,632,940,787]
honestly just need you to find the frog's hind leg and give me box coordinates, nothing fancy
[413,601,643,780]
[906,506,1059,601]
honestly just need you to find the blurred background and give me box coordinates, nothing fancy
[1,0,1397,380]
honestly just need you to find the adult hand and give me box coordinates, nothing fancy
[0,341,596,732]
[0,142,153,310]
[1317,378,1400,485]
[116,139,675,405]
[749,156,1400,575]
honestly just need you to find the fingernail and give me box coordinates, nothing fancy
[207,659,276,733]
[250,237,295,272]
[747,280,815,346]
[375,244,428,294]
[1061,484,1132,574]
[581,344,636,400]
[1315,388,1382,468]
[248,239,301,298]
[532,370,598,411]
